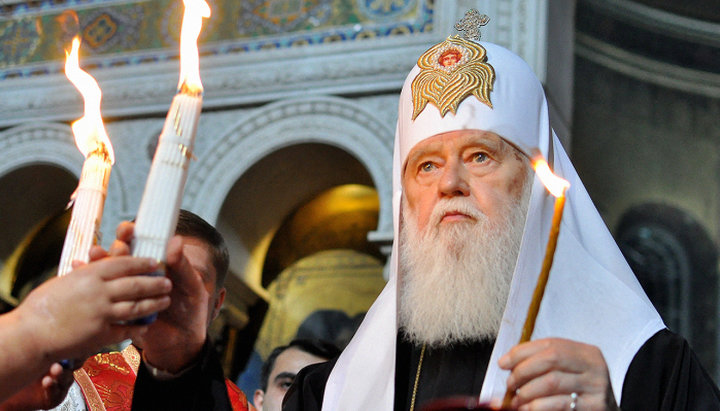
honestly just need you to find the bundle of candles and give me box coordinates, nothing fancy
[57,35,115,370]
[58,0,211,327]
[130,0,211,323]
[58,36,114,277]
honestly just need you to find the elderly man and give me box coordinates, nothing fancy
[284,15,720,411]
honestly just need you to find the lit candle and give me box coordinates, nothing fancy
[130,0,210,322]
[58,36,114,277]
[502,153,570,408]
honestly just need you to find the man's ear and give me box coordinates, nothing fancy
[211,287,226,321]
[253,389,264,411]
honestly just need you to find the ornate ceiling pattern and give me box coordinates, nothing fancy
[0,0,433,79]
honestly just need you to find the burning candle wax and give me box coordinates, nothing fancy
[58,36,114,277]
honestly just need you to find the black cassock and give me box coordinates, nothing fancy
[283,329,720,410]
[131,340,234,411]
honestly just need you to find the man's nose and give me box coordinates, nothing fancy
[439,160,470,197]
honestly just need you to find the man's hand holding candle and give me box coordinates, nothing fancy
[498,338,620,411]
[100,221,215,373]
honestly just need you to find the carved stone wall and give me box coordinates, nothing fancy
[0,1,557,126]
[0,0,563,265]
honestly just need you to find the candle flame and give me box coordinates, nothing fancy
[532,156,569,198]
[178,0,211,92]
[64,36,114,164]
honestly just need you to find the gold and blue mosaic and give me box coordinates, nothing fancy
[0,0,434,79]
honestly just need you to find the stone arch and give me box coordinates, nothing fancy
[185,96,394,292]
[0,122,128,248]
[186,95,394,237]
[0,123,80,178]
[616,202,718,374]
[185,97,394,229]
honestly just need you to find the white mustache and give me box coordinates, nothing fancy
[429,198,484,227]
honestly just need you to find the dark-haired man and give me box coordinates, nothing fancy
[254,340,339,411]
[53,209,252,410]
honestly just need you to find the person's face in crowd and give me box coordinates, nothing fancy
[254,347,327,411]
[402,129,529,235]
[182,236,226,325]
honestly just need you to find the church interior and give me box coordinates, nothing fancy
[0,0,718,389]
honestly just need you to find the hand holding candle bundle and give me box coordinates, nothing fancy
[130,0,211,324]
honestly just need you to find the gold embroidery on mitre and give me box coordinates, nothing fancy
[411,35,495,120]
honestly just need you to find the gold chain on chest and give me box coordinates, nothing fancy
[409,343,427,411]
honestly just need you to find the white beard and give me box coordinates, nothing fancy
[398,186,530,347]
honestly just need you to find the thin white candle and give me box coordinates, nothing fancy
[501,154,570,408]
[58,37,114,277]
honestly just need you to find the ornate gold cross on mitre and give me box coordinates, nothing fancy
[454,9,490,41]
[410,9,495,119]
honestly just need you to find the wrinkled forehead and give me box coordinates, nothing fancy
[401,129,530,178]
[397,41,547,167]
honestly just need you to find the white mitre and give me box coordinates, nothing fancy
[322,34,664,410]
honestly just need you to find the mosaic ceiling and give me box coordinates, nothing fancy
[0,0,434,79]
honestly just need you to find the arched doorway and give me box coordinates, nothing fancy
[616,203,718,375]
[214,142,387,389]
[0,164,77,310]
